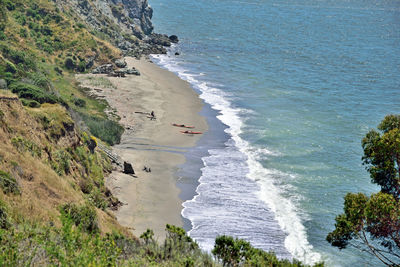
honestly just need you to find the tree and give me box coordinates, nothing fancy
[327,115,400,266]
[212,235,321,266]
[212,235,251,266]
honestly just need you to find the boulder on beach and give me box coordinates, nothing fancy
[92,64,114,74]
[108,70,126,77]
[126,67,141,76]
[123,161,135,175]
[119,67,141,76]
[115,58,127,68]
[169,35,179,43]
[148,33,171,47]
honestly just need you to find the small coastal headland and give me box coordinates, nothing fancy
[77,57,208,240]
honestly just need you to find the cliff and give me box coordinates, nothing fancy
[53,0,176,57]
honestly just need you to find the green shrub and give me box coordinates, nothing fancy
[40,25,52,36]
[60,203,99,233]
[11,136,42,157]
[5,60,17,74]
[76,23,85,29]
[0,170,20,195]
[212,235,319,266]
[0,200,10,229]
[64,57,75,70]
[21,99,41,108]
[79,179,93,194]
[19,28,27,38]
[88,188,107,210]
[52,149,71,175]
[80,113,124,145]
[10,82,59,104]
[4,0,15,11]
[73,98,86,107]
[30,72,51,89]
[77,61,86,73]
[54,66,63,75]
[0,45,35,70]
[140,229,154,245]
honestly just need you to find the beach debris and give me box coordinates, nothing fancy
[123,161,135,175]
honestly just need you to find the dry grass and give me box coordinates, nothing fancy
[0,98,123,233]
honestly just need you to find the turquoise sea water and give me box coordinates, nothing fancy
[148,0,400,265]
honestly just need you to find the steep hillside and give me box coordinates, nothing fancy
[0,91,124,231]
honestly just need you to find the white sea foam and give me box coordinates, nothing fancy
[150,52,322,265]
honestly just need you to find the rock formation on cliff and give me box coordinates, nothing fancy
[53,0,171,57]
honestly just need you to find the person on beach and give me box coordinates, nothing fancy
[150,111,155,120]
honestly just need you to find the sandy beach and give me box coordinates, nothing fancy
[77,57,207,240]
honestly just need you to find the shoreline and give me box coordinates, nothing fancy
[78,57,208,240]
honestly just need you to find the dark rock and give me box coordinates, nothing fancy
[118,41,133,51]
[88,138,97,153]
[126,67,141,76]
[148,33,171,47]
[115,58,127,68]
[175,52,180,56]
[124,161,135,174]
[169,35,179,43]
[92,64,114,74]
[0,79,7,89]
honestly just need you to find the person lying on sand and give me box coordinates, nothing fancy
[143,166,152,173]
[172,123,195,128]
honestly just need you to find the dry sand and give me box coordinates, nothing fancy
[77,57,207,240]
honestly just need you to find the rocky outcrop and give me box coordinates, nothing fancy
[92,64,114,74]
[55,0,177,60]
[54,0,153,39]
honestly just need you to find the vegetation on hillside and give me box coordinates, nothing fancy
[0,0,123,145]
[327,115,400,266]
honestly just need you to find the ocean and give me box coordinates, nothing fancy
[148,0,400,265]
